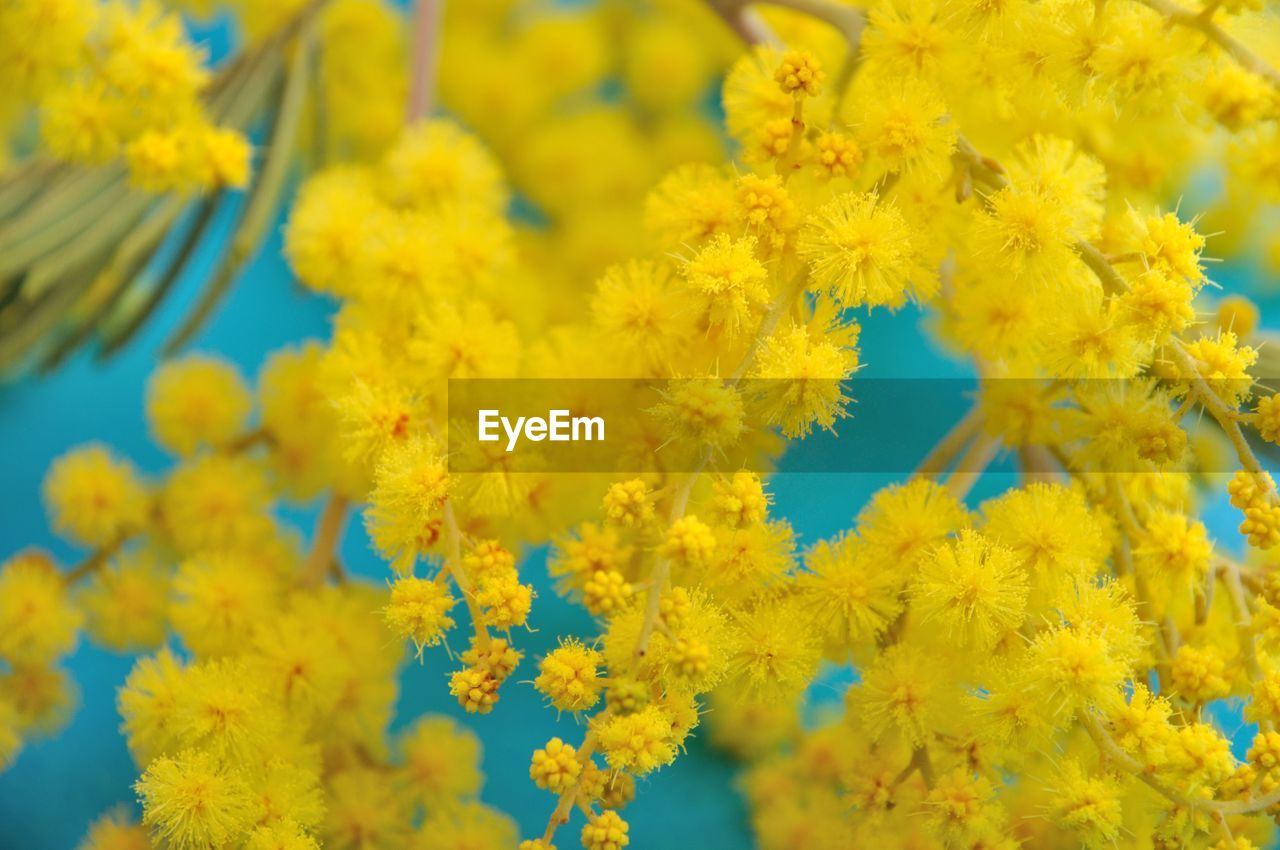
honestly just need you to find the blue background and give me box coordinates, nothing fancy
[0,11,1273,850]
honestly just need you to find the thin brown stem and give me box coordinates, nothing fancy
[943,432,999,500]
[302,494,348,586]
[62,542,120,585]
[442,500,491,651]
[914,405,983,478]
[407,0,445,120]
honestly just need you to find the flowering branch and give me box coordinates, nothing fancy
[442,500,491,652]
[1220,562,1263,683]
[1084,712,1280,815]
[1134,0,1280,89]
[634,453,707,658]
[1168,338,1270,481]
[540,729,601,844]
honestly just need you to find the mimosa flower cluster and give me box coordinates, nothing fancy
[0,0,409,192]
[4,0,1280,849]
[1,0,249,191]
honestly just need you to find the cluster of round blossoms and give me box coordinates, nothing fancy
[6,0,1280,849]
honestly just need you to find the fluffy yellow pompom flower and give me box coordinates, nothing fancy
[448,666,501,715]
[681,233,769,337]
[1247,730,1280,775]
[529,737,581,792]
[417,799,518,848]
[124,128,187,193]
[171,553,279,659]
[971,186,1075,282]
[660,515,717,568]
[1216,294,1260,337]
[911,530,1029,649]
[1179,330,1258,408]
[146,355,252,456]
[581,810,629,850]
[582,569,633,618]
[736,174,799,254]
[774,50,824,97]
[409,300,521,380]
[596,706,678,775]
[852,645,943,745]
[550,524,633,592]
[858,479,968,568]
[591,261,696,375]
[1256,394,1280,445]
[1133,210,1206,283]
[798,192,928,309]
[475,571,533,630]
[1027,625,1126,715]
[364,435,451,574]
[922,768,1000,846]
[77,809,149,850]
[518,840,556,850]
[383,576,457,656]
[198,125,251,189]
[602,479,656,528]
[750,316,860,438]
[981,483,1108,579]
[118,649,188,765]
[135,749,254,850]
[1108,684,1175,765]
[1170,644,1230,703]
[284,167,381,296]
[711,472,770,528]
[256,343,338,489]
[651,379,746,452]
[463,540,516,582]
[813,131,862,181]
[798,534,903,651]
[160,455,272,554]
[400,715,483,804]
[1229,471,1280,549]
[177,659,283,762]
[724,600,821,702]
[643,164,736,249]
[43,444,149,548]
[855,80,955,176]
[242,821,318,850]
[535,640,604,712]
[0,551,82,664]
[1048,761,1124,849]
[380,119,507,213]
[78,551,169,652]
[1134,511,1212,586]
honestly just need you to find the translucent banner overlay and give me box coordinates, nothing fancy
[444,378,1274,474]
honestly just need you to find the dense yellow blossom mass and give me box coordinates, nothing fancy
[6,0,1280,848]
